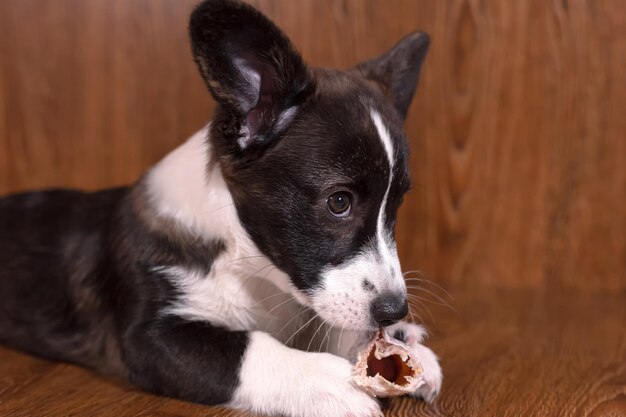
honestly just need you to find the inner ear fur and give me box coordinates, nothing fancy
[189,0,312,151]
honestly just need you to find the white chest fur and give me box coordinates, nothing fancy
[144,127,303,337]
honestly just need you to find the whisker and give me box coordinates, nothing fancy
[307,318,327,352]
[227,255,267,264]
[406,286,457,312]
[408,304,417,324]
[337,326,345,354]
[407,293,458,318]
[407,295,435,323]
[406,290,453,308]
[402,271,454,298]
[285,313,318,347]
[403,275,454,300]
[262,266,277,279]
[266,295,296,315]
[276,306,306,338]
[249,290,292,310]
[408,304,427,325]
[205,203,234,215]
[232,263,274,298]
[321,319,337,353]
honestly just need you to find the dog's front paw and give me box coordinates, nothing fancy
[300,352,383,417]
[386,322,442,402]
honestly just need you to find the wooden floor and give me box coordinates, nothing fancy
[1,285,624,417]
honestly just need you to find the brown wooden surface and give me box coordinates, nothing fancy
[0,285,624,417]
[1,1,625,416]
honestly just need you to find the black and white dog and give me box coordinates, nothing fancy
[0,0,441,416]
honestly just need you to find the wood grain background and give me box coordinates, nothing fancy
[1,1,625,416]
[1,0,624,290]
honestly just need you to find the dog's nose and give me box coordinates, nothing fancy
[370,293,408,327]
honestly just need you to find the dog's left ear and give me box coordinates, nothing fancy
[189,0,312,151]
[355,32,430,119]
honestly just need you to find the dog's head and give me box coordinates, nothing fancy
[190,0,428,331]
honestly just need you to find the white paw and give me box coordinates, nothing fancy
[297,352,383,417]
[386,322,443,402]
[232,332,381,417]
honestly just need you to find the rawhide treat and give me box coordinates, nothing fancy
[352,330,424,397]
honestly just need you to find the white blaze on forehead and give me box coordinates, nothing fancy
[370,109,403,290]
[370,110,395,170]
[299,110,408,331]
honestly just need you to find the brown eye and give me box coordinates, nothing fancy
[327,192,352,217]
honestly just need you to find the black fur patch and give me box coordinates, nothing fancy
[0,189,127,375]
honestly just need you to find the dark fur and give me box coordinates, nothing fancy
[0,0,428,406]
[0,189,126,375]
[0,185,245,404]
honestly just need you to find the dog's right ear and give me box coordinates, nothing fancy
[189,0,312,152]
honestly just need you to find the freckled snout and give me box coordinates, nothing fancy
[370,293,408,327]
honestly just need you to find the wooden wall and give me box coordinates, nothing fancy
[1,0,624,290]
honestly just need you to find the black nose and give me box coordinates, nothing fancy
[370,293,408,327]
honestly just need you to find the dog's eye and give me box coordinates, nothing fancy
[327,192,352,217]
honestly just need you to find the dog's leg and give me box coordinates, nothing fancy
[231,331,382,417]
[385,321,443,401]
[123,316,382,417]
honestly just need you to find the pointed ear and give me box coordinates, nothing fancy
[189,0,312,150]
[356,32,430,119]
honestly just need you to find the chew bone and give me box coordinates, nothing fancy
[352,330,424,397]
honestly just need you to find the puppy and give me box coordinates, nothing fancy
[0,0,441,416]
